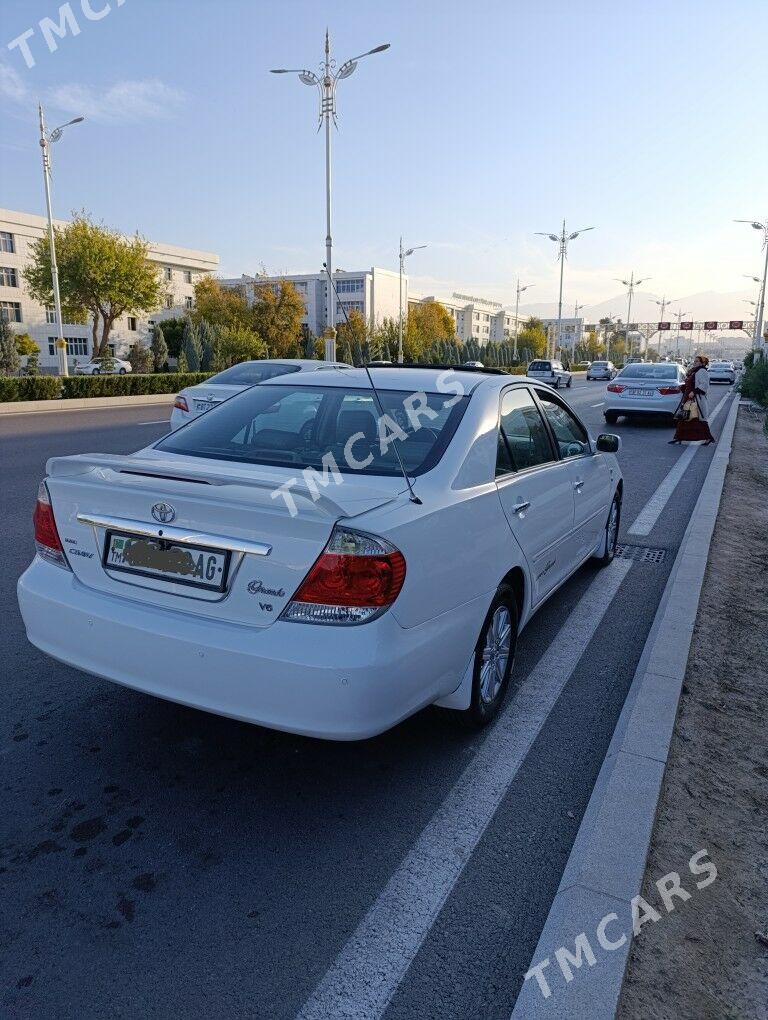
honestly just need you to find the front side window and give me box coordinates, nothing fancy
[497,388,555,474]
[156,384,469,478]
[537,392,589,458]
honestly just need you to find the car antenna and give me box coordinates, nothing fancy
[322,262,421,506]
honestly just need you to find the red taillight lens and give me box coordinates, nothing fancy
[173,395,189,412]
[282,527,406,625]
[33,481,69,569]
[657,386,680,395]
[606,384,625,393]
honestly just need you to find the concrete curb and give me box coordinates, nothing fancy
[0,393,174,415]
[511,393,741,1019]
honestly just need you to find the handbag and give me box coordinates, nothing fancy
[673,401,689,421]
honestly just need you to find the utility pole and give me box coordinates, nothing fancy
[398,238,426,363]
[513,278,533,362]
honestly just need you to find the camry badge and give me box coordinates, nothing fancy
[151,502,176,524]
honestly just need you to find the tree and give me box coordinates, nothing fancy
[193,277,252,331]
[336,309,368,352]
[252,280,305,357]
[155,316,185,358]
[128,343,153,374]
[24,212,162,357]
[0,319,21,375]
[218,325,267,367]
[406,301,456,362]
[151,324,169,372]
[181,318,202,371]
[199,319,219,371]
[516,317,548,360]
[14,333,39,357]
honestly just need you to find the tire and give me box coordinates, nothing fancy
[459,585,519,728]
[119,368,126,375]
[604,411,619,424]
[553,378,560,389]
[592,492,621,567]
[566,377,572,388]
[92,368,100,375]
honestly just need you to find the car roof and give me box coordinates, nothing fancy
[263,365,554,395]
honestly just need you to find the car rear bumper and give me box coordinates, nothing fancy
[603,395,680,416]
[710,376,734,384]
[17,557,481,740]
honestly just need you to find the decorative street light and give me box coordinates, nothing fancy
[397,239,426,364]
[38,105,84,377]
[672,309,688,360]
[572,301,584,360]
[512,278,533,362]
[271,32,390,360]
[615,272,651,358]
[653,296,677,357]
[735,219,768,350]
[535,221,594,359]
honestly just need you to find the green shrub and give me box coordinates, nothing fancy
[61,372,214,399]
[739,355,768,407]
[0,375,62,401]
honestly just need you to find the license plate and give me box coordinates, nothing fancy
[628,388,655,397]
[104,531,230,592]
[194,399,218,412]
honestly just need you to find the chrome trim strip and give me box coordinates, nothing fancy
[76,513,271,557]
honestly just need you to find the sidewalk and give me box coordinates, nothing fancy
[618,406,768,1019]
[0,393,174,414]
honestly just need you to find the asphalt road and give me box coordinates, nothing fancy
[0,379,735,1019]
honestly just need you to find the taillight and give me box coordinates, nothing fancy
[33,481,70,569]
[282,526,406,625]
[657,386,680,395]
[607,384,626,393]
[173,395,189,412]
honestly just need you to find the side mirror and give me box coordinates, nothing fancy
[596,433,621,454]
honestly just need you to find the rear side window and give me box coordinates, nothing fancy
[528,361,551,372]
[496,388,555,474]
[205,362,302,386]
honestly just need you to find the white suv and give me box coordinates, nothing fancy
[527,359,573,389]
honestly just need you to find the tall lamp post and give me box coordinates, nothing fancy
[573,301,583,361]
[615,271,650,359]
[512,278,533,362]
[535,221,594,359]
[271,33,390,360]
[398,239,426,363]
[653,296,675,357]
[672,309,688,360]
[735,219,768,351]
[38,104,84,377]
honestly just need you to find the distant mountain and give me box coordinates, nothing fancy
[519,290,757,325]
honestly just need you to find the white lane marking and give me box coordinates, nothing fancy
[296,557,633,1020]
[137,419,170,425]
[627,391,731,537]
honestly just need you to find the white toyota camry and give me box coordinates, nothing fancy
[18,367,623,740]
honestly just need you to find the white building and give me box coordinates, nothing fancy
[410,292,526,345]
[224,267,404,337]
[0,208,219,371]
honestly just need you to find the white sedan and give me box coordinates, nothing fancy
[603,362,686,423]
[74,357,132,375]
[709,360,736,384]
[18,367,623,740]
[170,358,351,431]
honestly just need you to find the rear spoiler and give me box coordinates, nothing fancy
[45,452,353,519]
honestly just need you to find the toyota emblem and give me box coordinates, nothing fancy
[151,502,176,524]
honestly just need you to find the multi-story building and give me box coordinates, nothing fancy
[224,267,404,337]
[409,292,526,345]
[0,208,219,371]
[540,316,585,353]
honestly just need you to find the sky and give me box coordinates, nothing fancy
[1,0,766,319]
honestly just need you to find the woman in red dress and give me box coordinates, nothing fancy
[669,355,715,445]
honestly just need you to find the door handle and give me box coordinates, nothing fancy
[512,501,531,515]
[573,480,584,492]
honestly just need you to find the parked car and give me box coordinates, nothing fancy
[74,357,132,376]
[709,360,736,385]
[169,358,351,431]
[18,367,623,741]
[603,362,686,423]
[526,359,572,388]
[586,360,617,381]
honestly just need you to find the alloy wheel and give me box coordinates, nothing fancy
[479,606,512,704]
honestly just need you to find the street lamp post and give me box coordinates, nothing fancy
[672,309,688,360]
[615,272,650,359]
[38,104,84,377]
[513,278,533,362]
[535,221,594,360]
[735,220,768,351]
[573,301,583,361]
[398,238,426,363]
[271,32,390,361]
[653,296,676,358]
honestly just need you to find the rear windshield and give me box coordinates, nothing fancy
[616,364,679,380]
[156,384,469,477]
[591,362,608,368]
[528,361,551,371]
[204,362,302,386]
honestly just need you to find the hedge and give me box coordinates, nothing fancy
[0,376,62,402]
[739,356,768,408]
[61,372,213,399]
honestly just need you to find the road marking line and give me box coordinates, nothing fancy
[627,392,731,537]
[137,420,170,425]
[296,557,633,1020]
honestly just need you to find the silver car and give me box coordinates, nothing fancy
[709,360,736,384]
[170,359,351,430]
[586,360,616,381]
[526,359,572,389]
[603,362,685,424]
